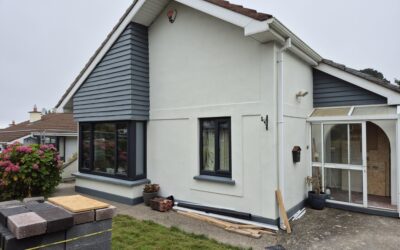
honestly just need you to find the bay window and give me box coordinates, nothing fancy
[79,121,146,180]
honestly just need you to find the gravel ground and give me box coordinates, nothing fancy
[53,182,400,250]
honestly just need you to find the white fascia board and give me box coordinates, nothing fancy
[31,132,77,137]
[57,0,146,112]
[307,114,398,122]
[316,63,400,105]
[176,0,254,28]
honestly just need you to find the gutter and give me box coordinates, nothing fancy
[277,37,292,229]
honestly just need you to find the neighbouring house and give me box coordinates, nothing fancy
[55,0,400,224]
[0,106,78,180]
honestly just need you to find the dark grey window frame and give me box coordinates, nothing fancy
[79,120,146,181]
[199,117,232,178]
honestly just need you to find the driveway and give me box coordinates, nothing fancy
[53,182,400,250]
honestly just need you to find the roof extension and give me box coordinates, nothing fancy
[0,113,77,143]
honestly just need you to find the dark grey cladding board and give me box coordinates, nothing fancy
[313,69,387,107]
[73,22,149,122]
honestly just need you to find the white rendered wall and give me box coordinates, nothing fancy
[147,1,278,219]
[282,51,314,210]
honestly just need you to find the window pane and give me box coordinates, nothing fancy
[325,168,349,202]
[311,124,322,162]
[135,122,145,176]
[324,124,348,164]
[117,124,128,176]
[202,120,216,171]
[350,170,363,205]
[93,123,116,174]
[81,124,91,170]
[312,167,322,192]
[350,124,362,165]
[219,121,230,172]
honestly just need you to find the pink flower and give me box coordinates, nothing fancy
[11,164,20,172]
[55,155,61,161]
[32,164,39,170]
[40,145,49,150]
[37,150,44,155]
[16,146,32,153]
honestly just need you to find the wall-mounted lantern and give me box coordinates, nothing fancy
[167,9,177,23]
[292,146,301,163]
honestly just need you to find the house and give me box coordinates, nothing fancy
[55,0,400,224]
[0,106,78,180]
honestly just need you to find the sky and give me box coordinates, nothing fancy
[0,0,399,128]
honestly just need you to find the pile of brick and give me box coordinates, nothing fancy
[0,196,116,250]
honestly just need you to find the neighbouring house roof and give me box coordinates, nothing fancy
[321,59,400,94]
[0,113,77,143]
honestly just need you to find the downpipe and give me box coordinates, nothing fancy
[277,38,292,229]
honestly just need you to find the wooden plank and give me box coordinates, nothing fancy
[48,195,109,212]
[275,190,291,233]
[224,227,261,239]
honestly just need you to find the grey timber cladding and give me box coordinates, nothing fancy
[73,22,149,121]
[313,69,387,107]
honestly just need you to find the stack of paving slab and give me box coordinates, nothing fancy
[0,195,116,250]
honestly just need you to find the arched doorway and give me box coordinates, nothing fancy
[367,121,394,209]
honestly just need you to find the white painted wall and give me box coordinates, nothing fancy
[282,51,314,210]
[147,1,279,219]
[65,137,77,161]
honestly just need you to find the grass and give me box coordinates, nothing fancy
[112,214,245,250]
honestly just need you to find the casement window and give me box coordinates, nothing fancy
[79,121,146,180]
[200,117,231,178]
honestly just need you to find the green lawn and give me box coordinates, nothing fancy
[112,214,245,250]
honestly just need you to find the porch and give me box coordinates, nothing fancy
[309,105,400,214]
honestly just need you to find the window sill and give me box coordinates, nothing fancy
[73,172,150,187]
[193,175,235,185]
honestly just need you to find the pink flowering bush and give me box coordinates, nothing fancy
[0,143,62,201]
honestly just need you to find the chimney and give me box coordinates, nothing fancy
[29,104,42,123]
[9,120,15,127]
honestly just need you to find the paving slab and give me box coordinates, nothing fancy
[3,230,65,250]
[66,219,112,250]
[25,202,55,212]
[36,207,74,233]
[0,206,29,226]
[96,205,116,221]
[7,212,47,239]
[23,196,45,203]
[0,200,23,208]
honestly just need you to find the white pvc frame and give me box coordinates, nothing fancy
[311,121,367,208]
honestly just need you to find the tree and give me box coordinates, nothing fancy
[395,78,400,86]
[360,68,388,81]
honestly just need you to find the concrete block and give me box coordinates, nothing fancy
[66,219,112,250]
[7,212,47,239]
[25,202,55,212]
[0,206,29,226]
[23,196,45,203]
[3,230,65,250]
[59,207,95,225]
[0,200,23,208]
[36,207,74,233]
[95,205,116,221]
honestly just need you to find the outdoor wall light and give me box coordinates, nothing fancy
[167,9,177,23]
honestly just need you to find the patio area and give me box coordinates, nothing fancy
[53,182,400,250]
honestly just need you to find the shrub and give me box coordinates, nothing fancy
[0,143,62,201]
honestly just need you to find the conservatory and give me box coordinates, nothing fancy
[308,105,400,215]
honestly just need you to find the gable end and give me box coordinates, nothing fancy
[313,69,387,107]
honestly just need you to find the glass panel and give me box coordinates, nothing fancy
[58,137,65,160]
[219,121,230,172]
[202,120,216,171]
[311,167,322,192]
[135,122,145,176]
[350,170,363,204]
[350,124,362,165]
[117,124,128,176]
[352,106,396,116]
[311,124,322,162]
[325,168,349,202]
[324,124,348,164]
[93,123,116,174]
[81,124,91,170]
[311,108,350,117]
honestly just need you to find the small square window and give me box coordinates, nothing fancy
[200,117,231,178]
